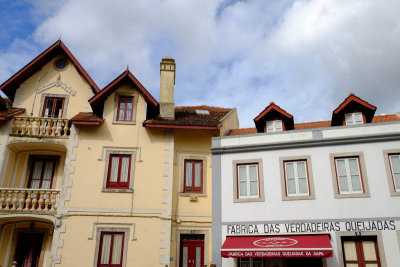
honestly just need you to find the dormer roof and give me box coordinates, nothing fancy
[331,94,376,126]
[89,69,158,116]
[253,102,294,133]
[0,40,100,100]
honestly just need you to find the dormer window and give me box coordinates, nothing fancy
[345,112,364,125]
[266,120,283,132]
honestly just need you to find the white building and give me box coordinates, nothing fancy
[211,94,400,267]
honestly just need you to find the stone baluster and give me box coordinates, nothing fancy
[12,261,17,267]
[40,119,46,135]
[11,118,19,134]
[50,192,57,211]
[56,120,63,136]
[44,192,51,211]
[24,191,32,211]
[51,119,57,136]
[10,190,18,210]
[18,191,26,211]
[20,117,27,135]
[31,191,38,211]
[26,118,32,135]
[32,119,40,136]
[45,119,51,136]
[38,192,44,211]
[4,191,12,210]
[63,119,69,137]
[0,190,5,210]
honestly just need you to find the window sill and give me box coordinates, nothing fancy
[102,188,133,193]
[180,192,207,198]
[389,191,400,197]
[283,195,315,201]
[234,197,264,203]
[334,192,370,199]
[112,121,136,125]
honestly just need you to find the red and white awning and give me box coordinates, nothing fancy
[221,235,333,258]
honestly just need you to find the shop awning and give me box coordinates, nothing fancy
[221,235,333,258]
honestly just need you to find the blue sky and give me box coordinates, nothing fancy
[1,0,400,127]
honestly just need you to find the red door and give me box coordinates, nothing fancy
[180,240,204,267]
[15,233,43,267]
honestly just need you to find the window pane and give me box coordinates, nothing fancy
[54,99,63,118]
[351,175,362,192]
[275,120,282,131]
[365,264,378,267]
[345,113,353,125]
[120,157,130,183]
[285,163,295,179]
[185,162,192,187]
[347,264,359,267]
[348,158,359,175]
[111,234,123,264]
[182,246,188,267]
[196,246,201,267]
[394,173,400,190]
[250,181,258,196]
[239,182,247,197]
[298,178,308,194]
[362,241,377,261]
[110,157,119,182]
[45,99,54,117]
[100,234,112,264]
[31,161,43,189]
[266,121,274,131]
[194,162,201,187]
[339,176,349,192]
[238,166,246,181]
[119,98,126,120]
[249,165,258,181]
[336,160,347,176]
[355,113,363,123]
[297,162,306,178]
[391,155,400,173]
[287,178,296,195]
[343,241,357,261]
[42,161,54,189]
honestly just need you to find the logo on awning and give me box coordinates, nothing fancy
[253,237,298,247]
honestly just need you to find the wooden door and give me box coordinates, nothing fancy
[14,233,43,267]
[180,240,204,267]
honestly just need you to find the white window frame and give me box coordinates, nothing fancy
[389,154,400,192]
[345,112,364,125]
[266,120,283,132]
[237,164,260,199]
[284,160,309,196]
[335,157,364,194]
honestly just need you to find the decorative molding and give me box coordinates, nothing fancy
[88,223,136,241]
[98,146,142,162]
[37,74,76,96]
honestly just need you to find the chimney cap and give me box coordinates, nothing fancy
[161,57,175,63]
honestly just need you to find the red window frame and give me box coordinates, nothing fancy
[106,154,132,189]
[342,236,381,267]
[42,97,65,118]
[183,160,203,193]
[116,96,134,122]
[334,156,365,194]
[283,160,311,197]
[28,157,57,189]
[97,232,125,267]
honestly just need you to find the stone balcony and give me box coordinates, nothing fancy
[10,116,70,138]
[0,188,59,214]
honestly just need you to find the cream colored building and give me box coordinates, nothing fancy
[0,40,238,267]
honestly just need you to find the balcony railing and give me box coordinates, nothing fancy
[0,188,59,213]
[11,117,70,137]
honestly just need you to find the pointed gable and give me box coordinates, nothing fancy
[253,102,294,133]
[0,40,100,100]
[89,69,158,117]
[331,94,376,126]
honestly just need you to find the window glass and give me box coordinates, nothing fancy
[342,238,380,267]
[184,160,203,193]
[335,157,363,194]
[117,96,134,122]
[237,164,259,198]
[107,155,131,189]
[43,97,64,118]
[390,155,400,190]
[284,161,309,196]
[345,112,364,125]
[266,120,283,132]
[98,232,124,267]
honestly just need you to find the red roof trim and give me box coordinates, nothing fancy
[89,70,158,108]
[0,108,26,121]
[0,40,100,98]
[143,123,218,130]
[254,103,293,122]
[333,94,376,114]
[71,120,104,126]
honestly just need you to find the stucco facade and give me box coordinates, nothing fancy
[0,40,238,267]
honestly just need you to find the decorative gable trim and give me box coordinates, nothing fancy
[37,74,76,96]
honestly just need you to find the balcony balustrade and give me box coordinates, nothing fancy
[11,117,70,138]
[0,188,59,213]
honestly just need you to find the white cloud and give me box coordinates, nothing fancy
[1,0,400,127]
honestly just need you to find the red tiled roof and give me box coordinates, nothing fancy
[144,105,232,129]
[70,112,103,125]
[0,108,26,121]
[228,114,400,136]
[0,40,100,100]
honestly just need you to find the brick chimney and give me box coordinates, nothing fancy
[159,57,175,119]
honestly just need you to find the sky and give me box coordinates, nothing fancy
[0,0,399,127]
